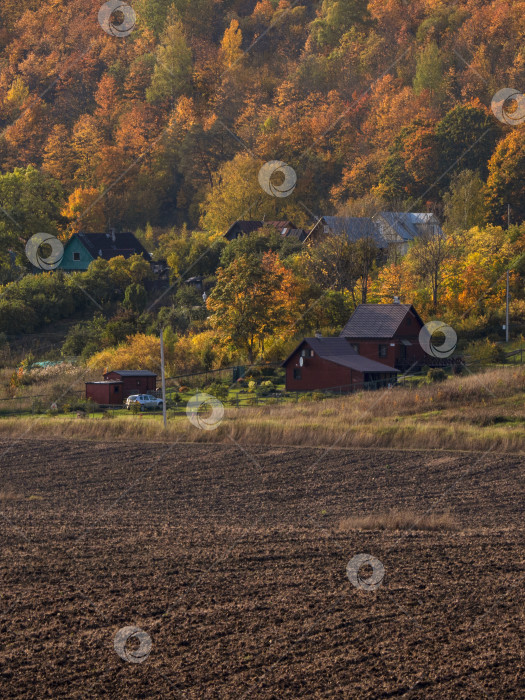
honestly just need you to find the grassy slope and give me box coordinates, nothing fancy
[0,366,524,452]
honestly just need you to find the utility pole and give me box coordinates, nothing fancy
[160,327,167,428]
[506,270,510,344]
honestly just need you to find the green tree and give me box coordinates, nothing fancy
[0,299,38,334]
[406,230,449,311]
[219,228,302,268]
[435,105,498,191]
[123,283,148,312]
[301,233,360,295]
[146,15,192,103]
[310,0,370,48]
[162,228,225,279]
[134,0,174,37]
[62,315,107,359]
[0,166,64,274]
[413,42,445,100]
[207,253,296,362]
[443,170,486,232]
[484,129,525,226]
[200,153,302,236]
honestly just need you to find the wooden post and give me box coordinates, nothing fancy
[160,328,167,429]
[505,270,510,343]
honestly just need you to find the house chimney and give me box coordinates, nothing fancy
[393,295,400,304]
[111,228,116,243]
[315,330,322,338]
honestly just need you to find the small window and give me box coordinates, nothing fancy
[293,368,302,380]
[73,252,80,261]
[378,344,388,358]
[113,385,119,393]
[309,350,314,357]
[137,380,141,385]
[350,344,359,353]
[407,316,412,326]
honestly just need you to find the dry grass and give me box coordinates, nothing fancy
[0,488,25,501]
[0,366,523,452]
[0,364,95,404]
[338,509,460,532]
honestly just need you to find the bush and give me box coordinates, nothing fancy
[31,398,44,414]
[245,368,263,379]
[297,392,326,402]
[426,368,447,383]
[466,339,507,366]
[166,393,181,408]
[64,397,96,413]
[260,366,276,377]
[248,380,257,393]
[258,380,274,396]
[204,382,229,401]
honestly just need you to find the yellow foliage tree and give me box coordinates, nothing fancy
[5,76,29,109]
[220,19,243,69]
[87,334,161,373]
[62,187,106,233]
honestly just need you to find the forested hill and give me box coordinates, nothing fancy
[0,0,523,245]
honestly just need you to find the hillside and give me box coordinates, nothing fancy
[0,0,523,239]
[0,0,524,375]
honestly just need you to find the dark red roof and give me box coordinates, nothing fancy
[339,304,424,339]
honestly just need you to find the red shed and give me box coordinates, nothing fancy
[103,370,157,399]
[339,303,427,371]
[85,380,123,405]
[282,337,398,393]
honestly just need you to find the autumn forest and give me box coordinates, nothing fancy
[0,0,524,372]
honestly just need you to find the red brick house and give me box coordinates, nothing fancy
[339,303,427,371]
[282,337,398,392]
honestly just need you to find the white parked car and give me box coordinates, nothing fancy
[125,394,163,411]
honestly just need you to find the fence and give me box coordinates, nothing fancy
[0,390,84,417]
[163,363,281,389]
[505,348,524,364]
[1,352,523,417]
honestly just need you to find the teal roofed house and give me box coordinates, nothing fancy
[59,231,150,271]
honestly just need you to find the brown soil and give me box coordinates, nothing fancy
[0,439,523,698]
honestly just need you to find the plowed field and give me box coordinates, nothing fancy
[0,439,523,698]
